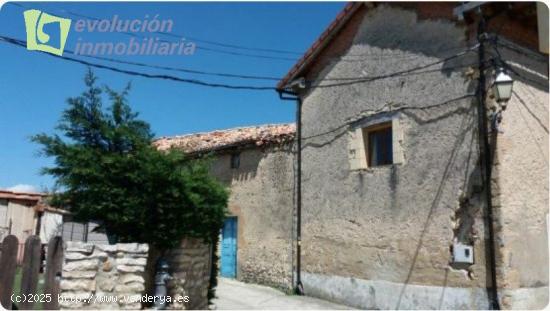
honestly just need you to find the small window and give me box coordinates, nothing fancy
[364,122,393,167]
[230,153,240,169]
[348,117,403,170]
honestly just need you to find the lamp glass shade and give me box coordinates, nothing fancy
[493,71,513,102]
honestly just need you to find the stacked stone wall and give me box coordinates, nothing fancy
[59,242,149,310]
[166,238,211,310]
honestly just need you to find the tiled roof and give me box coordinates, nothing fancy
[0,190,45,202]
[0,190,67,213]
[153,123,295,154]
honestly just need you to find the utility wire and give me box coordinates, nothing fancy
[80,51,281,81]
[496,40,548,62]
[8,2,300,61]
[157,31,302,56]
[79,45,476,83]
[0,36,276,91]
[302,94,476,141]
[308,45,478,87]
[7,3,480,63]
[0,34,479,91]
[50,5,473,61]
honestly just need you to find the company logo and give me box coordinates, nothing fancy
[24,9,71,56]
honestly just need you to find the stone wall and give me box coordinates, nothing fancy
[297,4,487,309]
[59,242,149,310]
[209,145,295,290]
[166,238,211,310]
[294,3,548,309]
[489,39,549,309]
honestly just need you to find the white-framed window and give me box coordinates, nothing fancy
[348,115,404,170]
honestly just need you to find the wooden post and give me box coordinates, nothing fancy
[0,235,19,310]
[20,236,41,310]
[43,236,63,310]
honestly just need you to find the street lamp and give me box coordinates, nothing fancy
[493,68,513,102]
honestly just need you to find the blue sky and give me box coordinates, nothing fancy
[0,1,345,192]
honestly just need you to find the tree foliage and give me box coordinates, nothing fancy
[33,69,228,249]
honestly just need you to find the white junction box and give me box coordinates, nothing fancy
[453,242,474,264]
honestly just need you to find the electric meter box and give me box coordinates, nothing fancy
[453,242,474,264]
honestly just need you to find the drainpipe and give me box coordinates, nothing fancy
[278,85,304,295]
[476,13,500,310]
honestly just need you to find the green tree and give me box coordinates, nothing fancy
[33,69,228,249]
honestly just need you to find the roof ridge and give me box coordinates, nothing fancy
[153,123,295,153]
[0,189,45,196]
[155,123,295,141]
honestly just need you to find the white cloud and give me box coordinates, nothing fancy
[5,184,39,193]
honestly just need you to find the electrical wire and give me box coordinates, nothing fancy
[7,2,301,61]
[0,35,277,91]
[6,2,481,63]
[302,94,476,141]
[80,51,281,81]
[496,40,548,63]
[83,46,476,83]
[157,31,302,56]
[308,45,478,87]
[0,34,480,91]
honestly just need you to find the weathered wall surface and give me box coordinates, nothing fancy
[489,40,549,309]
[0,200,36,242]
[59,242,148,310]
[166,238,211,310]
[209,145,295,291]
[40,210,63,243]
[295,4,546,309]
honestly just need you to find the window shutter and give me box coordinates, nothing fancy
[348,128,367,170]
[392,118,404,164]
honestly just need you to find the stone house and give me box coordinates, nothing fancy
[0,190,45,243]
[154,124,296,291]
[0,189,108,245]
[276,2,548,310]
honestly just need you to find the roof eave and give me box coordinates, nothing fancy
[276,2,364,91]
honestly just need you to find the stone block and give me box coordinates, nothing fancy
[64,259,99,272]
[117,243,149,253]
[62,270,97,279]
[66,242,95,254]
[115,282,145,293]
[96,244,118,253]
[117,265,145,273]
[60,279,96,291]
[90,250,109,259]
[64,252,90,261]
[59,299,85,309]
[103,260,113,272]
[116,257,147,266]
[120,274,145,284]
[97,277,116,292]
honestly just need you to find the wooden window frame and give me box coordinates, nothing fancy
[362,121,393,168]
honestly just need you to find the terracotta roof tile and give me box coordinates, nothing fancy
[0,190,45,202]
[153,123,295,154]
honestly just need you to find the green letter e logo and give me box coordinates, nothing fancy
[24,10,71,56]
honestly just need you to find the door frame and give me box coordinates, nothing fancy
[220,216,238,278]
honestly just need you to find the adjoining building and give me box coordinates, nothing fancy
[0,189,107,248]
[277,2,548,309]
[0,190,46,243]
[154,123,296,290]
